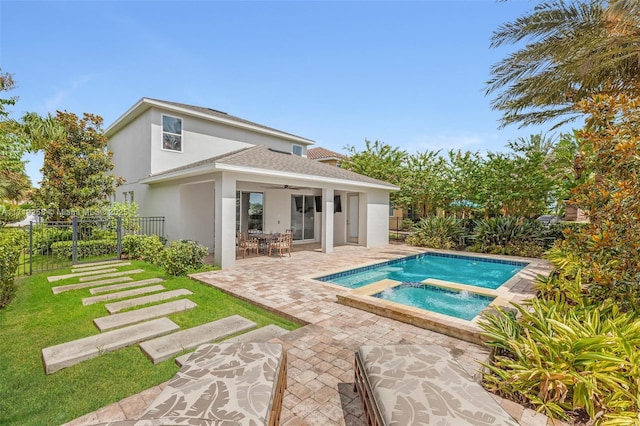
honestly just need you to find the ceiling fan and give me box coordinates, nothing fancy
[260,184,312,190]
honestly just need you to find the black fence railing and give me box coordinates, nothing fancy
[10,216,165,276]
[389,216,414,243]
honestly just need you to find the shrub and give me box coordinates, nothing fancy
[31,226,73,254]
[122,234,165,264]
[401,218,414,230]
[468,217,552,257]
[160,240,208,276]
[0,230,27,308]
[480,297,640,423]
[406,216,464,249]
[51,239,117,259]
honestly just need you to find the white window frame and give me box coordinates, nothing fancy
[292,144,303,156]
[161,114,183,153]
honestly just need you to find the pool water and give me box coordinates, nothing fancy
[317,252,526,290]
[374,284,494,321]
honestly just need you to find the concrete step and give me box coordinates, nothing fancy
[72,262,131,273]
[42,317,180,374]
[72,259,128,268]
[79,269,144,282]
[105,289,193,313]
[173,323,288,367]
[52,276,133,295]
[48,268,117,282]
[225,324,289,344]
[82,285,166,306]
[89,278,165,295]
[94,299,197,331]
[140,315,256,364]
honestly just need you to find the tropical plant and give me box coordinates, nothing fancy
[487,0,640,129]
[406,216,465,249]
[480,298,640,423]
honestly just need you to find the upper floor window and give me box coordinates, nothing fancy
[292,144,303,156]
[162,115,182,152]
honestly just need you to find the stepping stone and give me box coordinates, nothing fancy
[52,276,133,295]
[94,299,197,331]
[48,268,117,282]
[79,269,144,282]
[225,324,289,344]
[72,259,128,268]
[89,278,165,294]
[105,289,193,313]
[82,285,166,306]
[140,315,256,364]
[42,317,180,374]
[173,323,286,367]
[72,262,131,273]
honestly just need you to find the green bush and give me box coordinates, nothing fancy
[31,226,73,254]
[51,239,117,259]
[160,240,209,276]
[0,230,27,308]
[468,217,551,257]
[480,297,640,423]
[122,234,165,264]
[406,216,464,249]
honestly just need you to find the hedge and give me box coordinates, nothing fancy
[51,239,117,259]
[0,230,27,308]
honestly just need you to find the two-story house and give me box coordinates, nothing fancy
[106,98,398,269]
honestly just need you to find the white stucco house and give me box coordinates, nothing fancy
[106,98,399,268]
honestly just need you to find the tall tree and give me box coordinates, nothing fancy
[342,139,410,207]
[0,69,31,202]
[486,0,640,128]
[31,111,120,219]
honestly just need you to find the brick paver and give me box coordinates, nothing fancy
[64,244,561,426]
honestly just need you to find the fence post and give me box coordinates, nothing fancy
[116,216,122,259]
[29,222,33,275]
[72,216,78,265]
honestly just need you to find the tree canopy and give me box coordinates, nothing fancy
[486,0,640,129]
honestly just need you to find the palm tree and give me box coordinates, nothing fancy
[486,0,640,129]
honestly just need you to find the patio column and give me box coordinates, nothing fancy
[321,187,334,254]
[214,173,236,268]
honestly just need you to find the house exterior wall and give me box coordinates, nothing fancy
[180,181,215,251]
[149,108,304,175]
[365,189,391,247]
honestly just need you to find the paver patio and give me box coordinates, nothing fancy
[65,244,560,426]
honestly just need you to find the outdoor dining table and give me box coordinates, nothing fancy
[250,233,278,255]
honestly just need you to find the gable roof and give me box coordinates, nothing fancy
[307,147,347,161]
[105,97,315,146]
[140,145,398,191]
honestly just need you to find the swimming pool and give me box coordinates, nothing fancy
[316,252,527,290]
[374,284,495,321]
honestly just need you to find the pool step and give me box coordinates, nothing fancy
[352,279,402,296]
[139,315,256,364]
[422,278,496,297]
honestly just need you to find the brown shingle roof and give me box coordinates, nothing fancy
[144,145,397,189]
[307,147,347,161]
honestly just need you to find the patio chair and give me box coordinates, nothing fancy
[237,231,259,258]
[354,345,518,426]
[268,231,291,257]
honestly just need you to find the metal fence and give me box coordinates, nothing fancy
[11,216,164,276]
[389,216,414,243]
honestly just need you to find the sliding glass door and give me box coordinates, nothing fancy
[291,195,315,241]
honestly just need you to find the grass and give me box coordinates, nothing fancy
[0,260,299,425]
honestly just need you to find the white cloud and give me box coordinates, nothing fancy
[43,73,96,112]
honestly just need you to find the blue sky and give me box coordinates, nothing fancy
[1,1,574,186]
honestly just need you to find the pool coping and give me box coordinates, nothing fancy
[309,248,553,345]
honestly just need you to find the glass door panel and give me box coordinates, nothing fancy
[291,195,315,241]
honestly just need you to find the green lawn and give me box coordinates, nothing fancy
[0,261,299,425]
